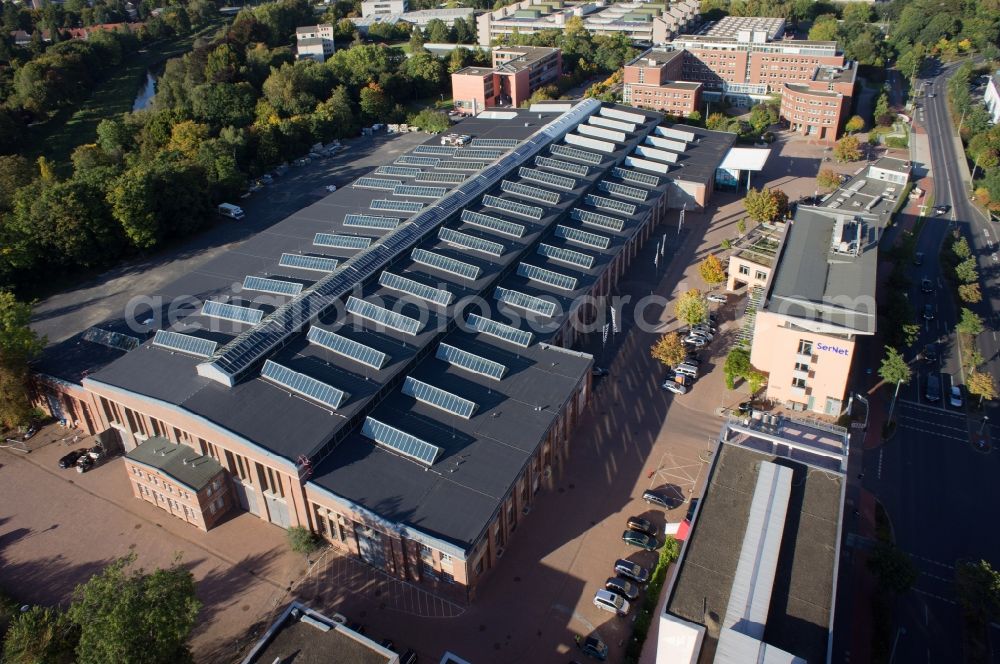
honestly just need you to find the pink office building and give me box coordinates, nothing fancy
[451,46,562,114]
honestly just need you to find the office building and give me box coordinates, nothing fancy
[295,24,335,62]
[361,0,407,17]
[351,7,474,35]
[657,416,847,663]
[622,50,702,117]
[451,46,562,113]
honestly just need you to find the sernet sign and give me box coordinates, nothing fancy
[816,342,849,356]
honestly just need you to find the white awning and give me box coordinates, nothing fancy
[720,147,771,172]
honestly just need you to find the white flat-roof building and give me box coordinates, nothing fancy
[295,24,335,62]
[362,0,407,17]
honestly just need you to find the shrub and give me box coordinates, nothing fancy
[287,526,322,555]
[885,136,908,149]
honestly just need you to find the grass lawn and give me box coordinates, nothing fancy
[27,16,230,173]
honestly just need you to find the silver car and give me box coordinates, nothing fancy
[675,364,698,379]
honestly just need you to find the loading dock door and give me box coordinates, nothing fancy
[356,527,387,570]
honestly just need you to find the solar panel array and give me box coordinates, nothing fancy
[202,300,265,325]
[470,138,519,148]
[362,417,441,466]
[354,177,403,191]
[535,156,589,177]
[455,148,505,160]
[344,214,400,230]
[411,248,481,281]
[307,326,388,370]
[551,144,602,165]
[402,376,477,418]
[279,253,339,273]
[416,171,467,184]
[439,227,504,257]
[376,165,420,178]
[538,243,595,269]
[517,262,578,291]
[414,145,457,156]
[436,342,506,380]
[495,286,556,317]
[467,313,533,347]
[502,180,563,205]
[152,330,217,358]
[572,208,625,232]
[82,326,141,351]
[461,210,525,238]
[243,276,303,296]
[599,180,649,202]
[612,166,660,187]
[314,233,372,249]
[396,155,439,166]
[482,194,543,220]
[584,194,637,217]
[379,271,454,306]
[577,124,626,143]
[518,167,575,191]
[371,199,423,213]
[555,225,610,249]
[437,160,488,171]
[394,184,447,199]
[346,296,422,335]
[261,360,348,410]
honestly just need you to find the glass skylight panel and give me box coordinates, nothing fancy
[437,160,488,171]
[414,145,457,156]
[584,194,636,217]
[572,208,625,232]
[550,144,602,165]
[307,327,388,370]
[82,327,140,351]
[261,360,348,410]
[470,138,519,148]
[436,343,506,381]
[279,253,339,273]
[402,376,477,419]
[555,225,610,250]
[518,167,575,191]
[438,227,504,257]
[346,296,422,335]
[396,156,439,166]
[482,194,543,220]
[467,313,533,347]
[535,156,589,177]
[379,271,454,306]
[314,233,372,249]
[371,199,424,213]
[353,177,404,191]
[599,180,649,202]
[344,214,401,230]
[538,243,595,269]
[152,330,217,358]
[416,171,467,184]
[362,417,442,466]
[455,148,505,160]
[376,165,420,178]
[393,184,447,198]
[411,248,481,280]
[461,210,525,238]
[612,166,660,187]
[243,276,303,296]
[202,300,265,324]
[494,287,556,317]
[517,262,578,291]
[501,180,560,205]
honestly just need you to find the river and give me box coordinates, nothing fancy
[132,71,156,111]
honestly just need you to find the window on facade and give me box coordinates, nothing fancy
[797,339,813,355]
[755,270,767,280]
[792,377,807,389]
[739,264,750,276]
[794,362,809,372]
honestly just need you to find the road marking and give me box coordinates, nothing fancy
[877,448,883,479]
[910,554,955,570]
[913,588,957,605]
[921,571,954,584]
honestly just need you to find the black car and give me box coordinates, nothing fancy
[605,576,640,601]
[626,516,656,536]
[642,489,671,509]
[924,304,935,320]
[924,344,938,363]
[685,498,700,523]
[577,635,608,661]
[614,559,650,584]
[921,278,934,293]
[59,449,87,469]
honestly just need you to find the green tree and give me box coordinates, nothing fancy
[723,347,750,390]
[834,135,862,162]
[699,254,726,288]
[287,526,323,555]
[736,218,747,235]
[2,606,78,664]
[312,86,358,140]
[673,288,708,327]
[404,51,446,98]
[956,560,1000,628]
[425,18,450,43]
[359,82,390,124]
[748,102,778,134]
[957,308,984,336]
[0,292,46,429]
[874,91,891,122]
[706,112,729,131]
[68,555,200,664]
[816,168,842,191]
[0,155,35,213]
[844,115,866,134]
[955,257,979,284]
[879,345,911,422]
[743,187,787,223]
[966,370,997,405]
[409,108,450,134]
[952,236,972,259]
[808,16,839,41]
[650,332,687,368]
[867,542,918,594]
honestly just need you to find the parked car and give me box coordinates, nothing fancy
[923,304,935,320]
[707,293,727,304]
[621,529,658,551]
[59,449,88,469]
[683,335,707,348]
[593,589,630,615]
[626,516,656,536]
[926,373,941,402]
[577,635,608,661]
[614,559,650,584]
[949,382,963,408]
[913,252,924,266]
[675,364,698,379]
[921,278,934,293]
[642,489,671,509]
[605,577,640,601]
[935,205,951,216]
[689,328,714,341]
[662,379,689,395]
[924,343,938,363]
[685,498,700,522]
[325,184,338,192]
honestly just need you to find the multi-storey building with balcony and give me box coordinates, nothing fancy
[295,24,335,62]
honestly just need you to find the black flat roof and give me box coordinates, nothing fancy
[666,124,736,186]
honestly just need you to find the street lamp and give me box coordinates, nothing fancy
[980,415,990,435]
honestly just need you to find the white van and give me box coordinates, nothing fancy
[218,203,245,220]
